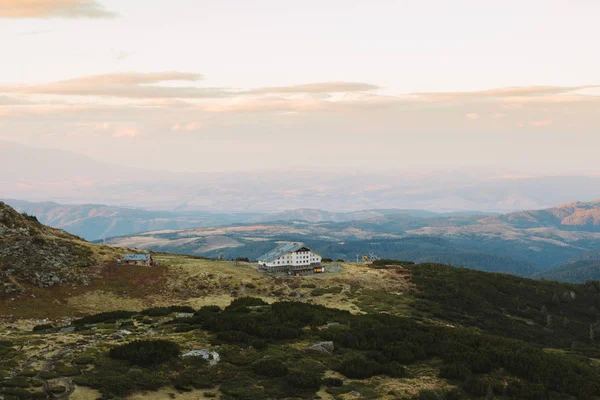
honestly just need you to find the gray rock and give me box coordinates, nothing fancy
[181,349,220,365]
[305,341,334,354]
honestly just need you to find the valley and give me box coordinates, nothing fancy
[101,200,600,279]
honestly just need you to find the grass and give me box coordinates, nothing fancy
[1,257,417,326]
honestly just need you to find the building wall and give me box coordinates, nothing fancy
[260,249,322,268]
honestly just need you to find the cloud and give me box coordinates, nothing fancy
[171,122,203,132]
[0,73,380,101]
[248,82,379,94]
[414,85,599,99]
[529,120,553,127]
[0,0,118,19]
[465,113,480,120]
[112,128,138,138]
[0,72,235,99]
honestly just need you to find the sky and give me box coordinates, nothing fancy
[1,0,599,174]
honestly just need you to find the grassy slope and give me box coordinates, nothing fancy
[5,257,600,399]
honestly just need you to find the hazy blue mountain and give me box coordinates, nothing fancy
[102,200,600,278]
[3,199,260,241]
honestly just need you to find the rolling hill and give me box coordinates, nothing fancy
[5,201,600,398]
[0,201,112,294]
[500,199,600,231]
[101,200,600,277]
[3,199,260,241]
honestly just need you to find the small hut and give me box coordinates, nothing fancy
[123,254,153,266]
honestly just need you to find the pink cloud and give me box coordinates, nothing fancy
[112,128,138,138]
[0,0,118,19]
[465,113,480,120]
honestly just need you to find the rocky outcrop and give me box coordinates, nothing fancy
[0,202,96,294]
[305,341,334,355]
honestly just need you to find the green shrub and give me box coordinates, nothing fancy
[18,369,38,377]
[227,297,267,309]
[372,259,415,266]
[53,364,80,377]
[251,358,289,377]
[3,376,31,388]
[109,340,180,366]
[73,310,137,325]
[439,363,471,380]
[32,323,53,332]
[322,377,343,387]
[286,369,322,389]
[39,370,59,379]
[73,355,95,365]
[337,354,383,379]
[311,287,343,297]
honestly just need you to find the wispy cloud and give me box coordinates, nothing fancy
[465,113,480,120]
[0,0,118,19]
[171,122,203,132]
[0,72,381,101]
[248,82,379,94]
[0,72,229,99]
[112,128,138,138]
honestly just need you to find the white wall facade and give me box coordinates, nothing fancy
[259,249,322,268]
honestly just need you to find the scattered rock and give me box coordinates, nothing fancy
[181,349,220,365]
[305,341,334,355]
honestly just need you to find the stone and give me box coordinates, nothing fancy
[181,349,220,365]
[305,341,334,355]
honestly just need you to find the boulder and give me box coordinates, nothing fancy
[305,341,334,355]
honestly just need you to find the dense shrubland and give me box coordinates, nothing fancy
[14,296,600,400]
[406,263,600,356]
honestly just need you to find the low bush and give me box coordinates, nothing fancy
[311,287,343,297]
[73,310,137,325]
[226,297,267,310]
[372,259,415,267]
[251,358,289,377]
[109,340,181,366]
[32,323,53,332]
[141,305,195,317]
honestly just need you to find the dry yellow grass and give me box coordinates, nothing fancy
[3,253,414,322]
[70,386,102,400]
[126,388,220,400]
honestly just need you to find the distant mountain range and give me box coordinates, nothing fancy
[3,199,260,241]
[7,194,600,281]
[97,200,600,279]
[501,200,600,231]
[2,199,495,241]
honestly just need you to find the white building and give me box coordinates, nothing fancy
[257,242,323,275]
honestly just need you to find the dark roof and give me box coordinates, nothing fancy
[258,242,307,262]
[123,254,152,261]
